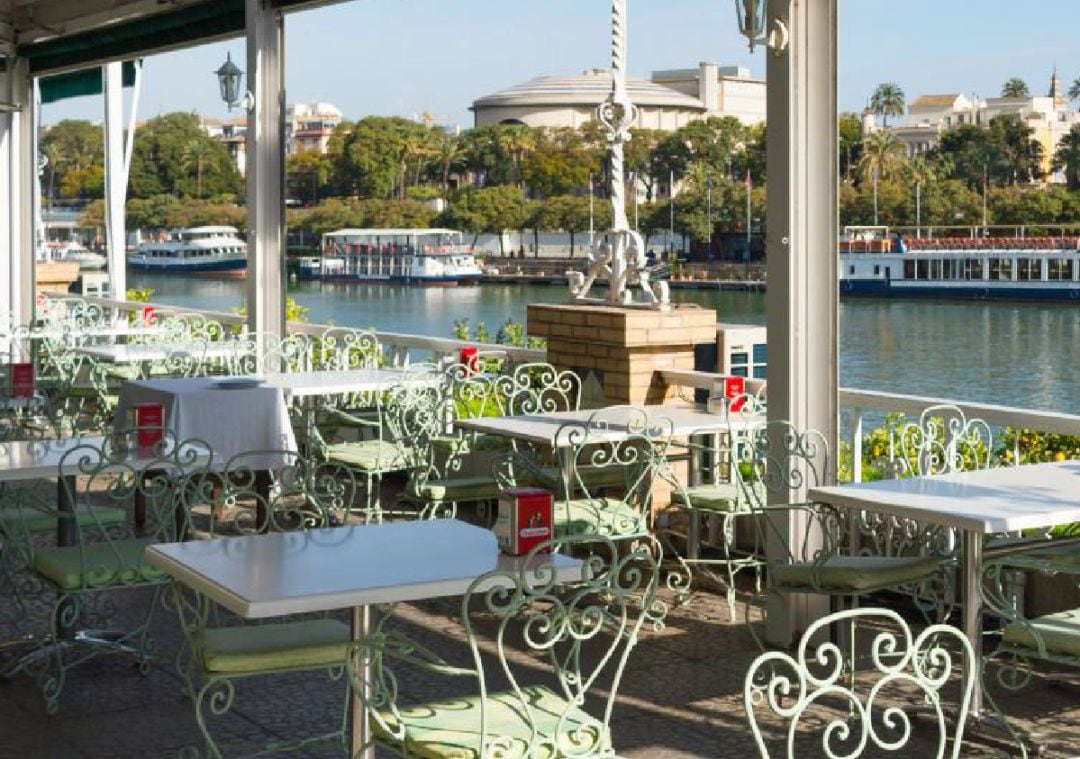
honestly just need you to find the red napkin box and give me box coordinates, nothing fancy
[459,346,479,373]
[724,376,746,412]
[141,306,156,326]
[495,487,553,556]
[9,363,34,398]
[134,403,165,457]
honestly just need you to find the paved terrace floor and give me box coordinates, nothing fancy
[2,483,1080,757]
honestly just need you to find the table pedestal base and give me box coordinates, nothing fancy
[350,605,374,759]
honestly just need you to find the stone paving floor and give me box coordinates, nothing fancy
[2,482,1080,757]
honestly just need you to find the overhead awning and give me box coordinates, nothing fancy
[39,62,138,104]
[18,0,244,75]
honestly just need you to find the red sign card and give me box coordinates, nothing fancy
[724,376,746,412]
[9,363,34,398]
[141,306,156,326]
[459,345,479,373]
[495,487,553,555]
[134,403,165,457]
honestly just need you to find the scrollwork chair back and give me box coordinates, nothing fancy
[896,404,992,477]
[744,607,975,759]
[354,534,663,759]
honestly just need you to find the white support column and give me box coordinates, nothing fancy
[0,58,37,326]
[764,0,839,645]
[103,62,126,300]
[246,0,286,341]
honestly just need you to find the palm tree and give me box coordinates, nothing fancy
[40,140,66,207]
[1052,125,1080,190]
[1069,76,1080,104]
[497,124,536,188]
[870,83,905,128]
[434,134,466,192]
[858,131,906,184]
[180,139,216,199]
[1001,77,1030,98]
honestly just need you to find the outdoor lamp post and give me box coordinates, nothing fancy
[215,53,253,111]
[735,0,789,53]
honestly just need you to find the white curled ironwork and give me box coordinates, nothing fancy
[744,607,975,759]
[567,0,670,309]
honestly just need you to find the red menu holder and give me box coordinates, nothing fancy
[495,487,553,556]
[459,346,479,374]
[724,376,746,412]
[9,363,34,398]
[141,306,156,326]
[134,403,165,458]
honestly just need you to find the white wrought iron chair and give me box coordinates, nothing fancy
[744,607,975,758]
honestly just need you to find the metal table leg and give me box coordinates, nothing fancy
[350,605,374,759]
[962,529,984,716]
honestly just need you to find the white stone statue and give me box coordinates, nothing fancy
[568,0,670,310]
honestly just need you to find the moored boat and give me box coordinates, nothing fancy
[129,226,247,273]
[38,241,107,271]
[301,228,482,285]
[840,226,1080,301]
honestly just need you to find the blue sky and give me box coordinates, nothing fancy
[42,0,1080,127]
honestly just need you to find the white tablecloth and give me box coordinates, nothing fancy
[115,377,296,470]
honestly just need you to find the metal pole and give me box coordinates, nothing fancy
[103,62,127,301]
[246,0,287,344]
[872,169,879,226]
[746,173,752,259]
[915,180,921,237]
[669,168,674,252]
[706,170,712,262]
[588,172,594,248]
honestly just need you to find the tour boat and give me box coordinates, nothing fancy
[301,228,482,285]
[839,226,1080,301]
[129,226,247,273]
[38,241,107,270]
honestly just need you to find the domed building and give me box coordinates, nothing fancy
[471,69,707,130]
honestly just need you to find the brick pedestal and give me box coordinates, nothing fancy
[527,303,717,406]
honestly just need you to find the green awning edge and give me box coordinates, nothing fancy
[19,0,244,75]
[39,62,137,104]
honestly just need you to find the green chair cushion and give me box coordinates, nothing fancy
[418,476,500,503]
[555,498,645,539]
[771,555,941,592]
[671,483,741,512]
[326,440,407,472]
[1003,608,1080,657]
[0,505,127,533]
[199,618,351,674]
[375,684,608,759]
[33,537,163,590]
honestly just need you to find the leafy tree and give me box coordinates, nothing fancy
[1000,77,1030,98]
[129,113,240,199]
[444,186,529,255]
[870,83,905,127]
[838,113,864,182]
[433,132,466,192]
[1052,125,1080,190]
[986,114,1043,184]
[496,124,537,188]
[542,194,609,257]
[286,150,332,205]
[521,128,596,198]
[40,120,104,200]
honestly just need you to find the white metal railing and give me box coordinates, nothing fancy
[78,297,1080,467]
[839,388,1080,484]
[81,296,546,366]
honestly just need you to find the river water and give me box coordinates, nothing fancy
[128,272,1080,415]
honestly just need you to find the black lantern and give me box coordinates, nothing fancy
[735,0,767,52]
[215,53,245,110]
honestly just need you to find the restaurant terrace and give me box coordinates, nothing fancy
[0,1,1078,758]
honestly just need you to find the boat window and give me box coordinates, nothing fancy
[988,258,1012,281]
[915,259,929,279]
[965,258,983,280]
[903,260,915,279]
[1016,258,1039,281]
[848,265,855,276]
[872,265,880,276]
[1048,258,1074,280]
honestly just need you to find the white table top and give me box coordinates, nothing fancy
[264,368,438,398]
[146,519,584,618]
[0,436,208,481]
[455,404,763,448]
[115,377,296,468]
[74,342,236,363]
[28,325,165,341]
[810,461,1080,534]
